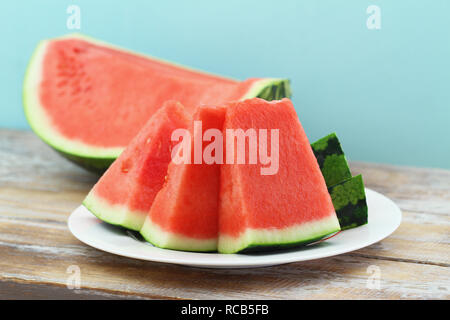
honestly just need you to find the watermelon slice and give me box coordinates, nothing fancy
[311,133,352,187]
[23,34,291,173]
[83,101,191,231]
[140,105,226,252]
[218,98,341,253]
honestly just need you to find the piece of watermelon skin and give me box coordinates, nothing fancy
[310,133,352,187]
[23,33,292,174]
[311,132,369,230]
[83,101,191,231]
[328,174,368,230]
[236,233,334,253]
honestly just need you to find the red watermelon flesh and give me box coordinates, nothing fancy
[140,105,226,252]
[218,98,341,253]
[40,38,251,148]
[83,100,191,231]
[23,34,291,173]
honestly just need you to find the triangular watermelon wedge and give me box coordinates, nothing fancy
[23,34,291,173]
[140,105,226,252]
[83,101,191,231]
[218,98,341,253]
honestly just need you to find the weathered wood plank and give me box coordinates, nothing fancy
[353,210,449,266]
[0,239,448,300]
[0,129,449,299]
[351,162,450,215]
[0,191,448,298]
[0,280,144,300]
[0,129,98,192]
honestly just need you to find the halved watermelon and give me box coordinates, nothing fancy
[83,101,190,231]
[218,98,341,253]
[23,34,291,173]
[140,105,225,252]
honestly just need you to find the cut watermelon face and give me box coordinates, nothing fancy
[23,34,291,173]
[140,106,225,252]
[218,98,341,253]
[81,98,347,253]
[83,101,191,231]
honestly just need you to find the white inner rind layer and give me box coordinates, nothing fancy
[218,214,341,254]
[83,191,146,231]
[23,33,287,162]
[23,38,124,160]
[140,218,218,252]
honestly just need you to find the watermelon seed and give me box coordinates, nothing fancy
[121,158,133,173]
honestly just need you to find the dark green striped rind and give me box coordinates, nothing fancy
[132,228,336,254]
[311,133,369,230]
[328,175,368,230]
[255,79,292,101]
[56,150,115,175]
[237,231,339,254]
[311,133,352,187]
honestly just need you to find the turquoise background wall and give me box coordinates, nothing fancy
[1,1,449,169]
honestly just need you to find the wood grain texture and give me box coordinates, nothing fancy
[0,129,449,300]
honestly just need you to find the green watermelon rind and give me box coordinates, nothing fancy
[140,218,217,252]
[243,77,292,101]
[238,231,338,253]
[23,33,291,173]
[83,190,146,231]
[57,150,115,175]
[328,174,368,230]
[218,215,341,254]
[311,133,352,187]
[311,132,369,230]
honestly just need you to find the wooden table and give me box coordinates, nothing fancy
[0,129,448,300]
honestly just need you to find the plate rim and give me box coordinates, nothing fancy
[68,188,402,268]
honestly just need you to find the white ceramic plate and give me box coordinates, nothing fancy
[68,188,401,268]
